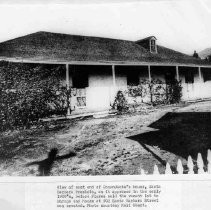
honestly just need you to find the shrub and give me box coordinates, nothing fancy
[125,78,182,107]
[127,84,147,111]
[0,61,69,131]
[147,79,166,105]
[166,79,182,104]
[112,90,129,114]
[126,79,166,106]
[127,84,147,98]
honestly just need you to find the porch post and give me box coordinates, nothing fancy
[198,66,202,82]
[112,65,116,86]
[148,65,151,82]
[176,66,179,81]
[66,63,71,116]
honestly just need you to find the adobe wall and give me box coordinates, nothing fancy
[60,66,211,112]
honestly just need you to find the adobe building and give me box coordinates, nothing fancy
[0,31,211,115]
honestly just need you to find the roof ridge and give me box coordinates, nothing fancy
[136,36,157,43]
[0,30,143,45]
[157,44,195,58]
[0,31,158,48]
[25,31,137,42]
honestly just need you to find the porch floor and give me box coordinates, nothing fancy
[42,108,117,122]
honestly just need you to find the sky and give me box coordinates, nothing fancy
[0,0,211,55]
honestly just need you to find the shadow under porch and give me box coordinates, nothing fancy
[64,64,211,116]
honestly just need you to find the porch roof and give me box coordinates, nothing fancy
[0,31,210,67]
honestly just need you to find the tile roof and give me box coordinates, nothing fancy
[0,31,210,66]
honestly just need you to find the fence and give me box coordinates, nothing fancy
[141,149,211,174]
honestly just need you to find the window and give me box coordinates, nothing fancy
[127,70,140,86]
[150,39,157,53]
[72,70,88,107]
[72,70,88,88]
[77,97,86,107]
[76,89,86,107]
[185,71,194,83]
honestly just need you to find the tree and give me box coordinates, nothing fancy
[0,61,69,131]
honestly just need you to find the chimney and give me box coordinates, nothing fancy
[193,50,199,59]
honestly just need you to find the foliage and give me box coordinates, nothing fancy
[127,83,148,111]
[166,79,182,104]
[146,79,166,105]
[0,61,68,131]
[112,90,129,114]
[127,84,147,98]
[126,78,182,107]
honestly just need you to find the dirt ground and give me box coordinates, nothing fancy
[0,101,211,176]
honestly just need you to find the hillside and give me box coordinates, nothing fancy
[199,47,211,59]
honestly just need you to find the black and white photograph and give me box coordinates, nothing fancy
[0,0,211,178]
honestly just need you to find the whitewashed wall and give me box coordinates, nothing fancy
[180,71,211,101]
[86,70,127,110]
[60,66,211,112]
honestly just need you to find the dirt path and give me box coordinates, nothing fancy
[0,101,210,176]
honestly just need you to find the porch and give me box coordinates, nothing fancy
[63,63,211,115]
